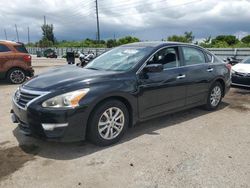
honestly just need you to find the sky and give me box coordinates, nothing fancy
[1,0,250,43]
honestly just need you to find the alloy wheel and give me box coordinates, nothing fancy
[210,86,222,107]
[10,70,25,84]
[98,107,125,140]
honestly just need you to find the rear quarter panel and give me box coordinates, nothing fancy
[209,61,231,95]
[12,53,31,69]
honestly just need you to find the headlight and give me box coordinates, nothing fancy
[42,88,89,108]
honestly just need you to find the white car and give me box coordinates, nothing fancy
[231,57,250,87]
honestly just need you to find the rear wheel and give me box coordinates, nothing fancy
[204,82,223,110]
[88,100,129,146]
[7,68,26,84]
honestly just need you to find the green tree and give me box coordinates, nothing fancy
[167,35,187,42]
[212,41,229,48]
[117,36,140,45]
[167,31,194,43]
[211,35,239,46]
[107,39,117,48]
[241,35,250,44]
[204,36,211,44]
[184,31,195,43]
[39,24,56,47]
[38,38,53,48]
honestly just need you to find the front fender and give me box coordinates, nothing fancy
[81,80,139,126]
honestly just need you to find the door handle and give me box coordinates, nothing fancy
[207,68,214,72]
[176,74,186,79]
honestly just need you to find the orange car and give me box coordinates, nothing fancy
[0,40,34,84]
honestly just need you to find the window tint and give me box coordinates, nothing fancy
[14,45,28,53]
[148,47,179,69]
[182,47,206,65]
[0,44,11,52]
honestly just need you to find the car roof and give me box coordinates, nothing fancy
[0,40,21,46]
[121,41,197,48]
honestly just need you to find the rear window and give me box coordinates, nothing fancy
[14,45,28,53]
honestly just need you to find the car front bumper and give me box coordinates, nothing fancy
[232,74,250,88]
[11,98,89,142]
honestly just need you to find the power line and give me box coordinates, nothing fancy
[98,0,167,10]
[99,0,201,12]
[99,0,203,17]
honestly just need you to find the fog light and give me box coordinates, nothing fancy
[42,123,68,131]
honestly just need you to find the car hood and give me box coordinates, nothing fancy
[232,63,250,73]
[23,65,118,91]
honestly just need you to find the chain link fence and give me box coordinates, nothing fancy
[27,47,109,57]
[27,47,250,60]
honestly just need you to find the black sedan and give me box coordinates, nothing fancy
[11,42,231,146]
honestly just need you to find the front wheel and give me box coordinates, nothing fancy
[88,100,129,146]
[204,82,223,110]
[7,68,26,84]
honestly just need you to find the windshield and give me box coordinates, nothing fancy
[85,47,153,71]
[242,58,250,64]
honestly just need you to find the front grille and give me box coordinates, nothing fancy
[235,71,250,77]
[14,89,40,108]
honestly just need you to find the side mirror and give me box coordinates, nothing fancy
[144,64,163,73]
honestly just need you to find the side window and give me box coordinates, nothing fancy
[243,58,250,64]
[182,47,206,66]
[0,44,11,53]
[206,53,213,63]
[148,47,179,69]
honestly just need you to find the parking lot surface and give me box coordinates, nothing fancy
[0,58,249,188]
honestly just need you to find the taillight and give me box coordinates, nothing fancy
[23,55,31,65]
[226,63,232,71]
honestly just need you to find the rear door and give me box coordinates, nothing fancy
[0,44,12,79]
[180,46,214,106]
[137,46,188,119]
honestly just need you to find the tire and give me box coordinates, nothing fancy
[204,82,223,111]
[88,99,129,146]
[7,68,26,84]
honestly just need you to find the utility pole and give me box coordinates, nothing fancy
[15,24,19,42]
[95,0,100,43]
[27,27,30,44]
[4,29,7,40]
[44,16,47,25]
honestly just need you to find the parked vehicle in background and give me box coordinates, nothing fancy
[78,51,85,63]
[79,51,95,67]
[11,42,231,146]
[0,40,34,84]
[44,48,57,58]
[231,56,250,88]
[223,56,240,66]
[66,52,75,64]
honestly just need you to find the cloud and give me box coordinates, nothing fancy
[1,0,250,42]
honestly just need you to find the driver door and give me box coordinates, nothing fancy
[137,46,188,119]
